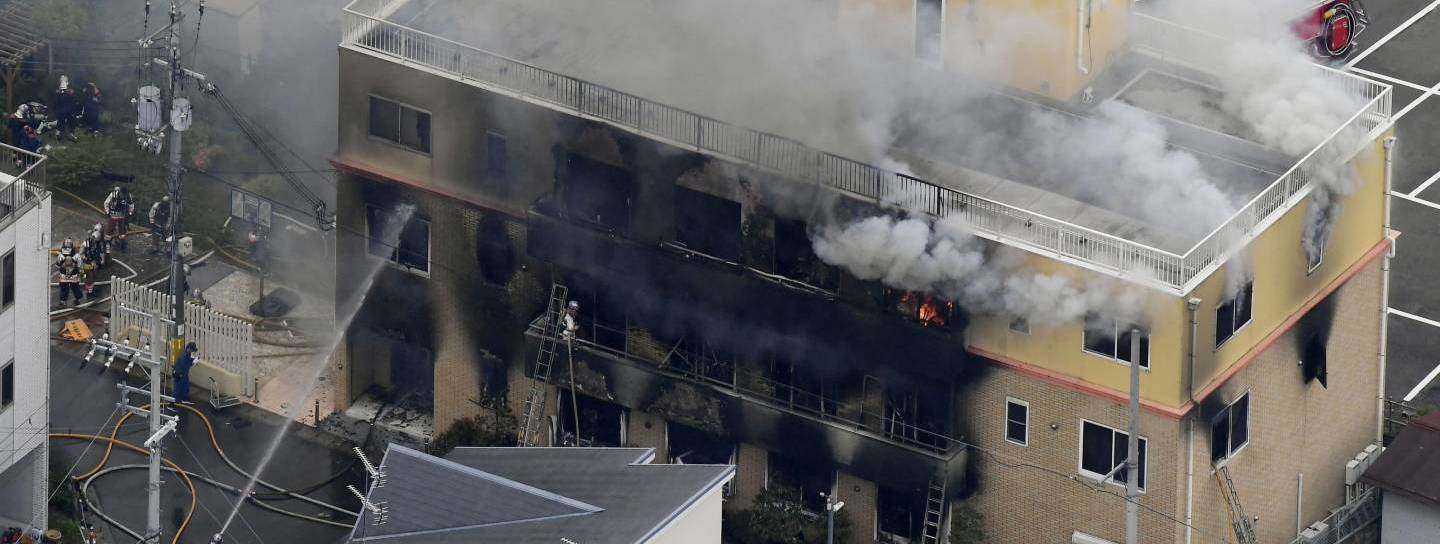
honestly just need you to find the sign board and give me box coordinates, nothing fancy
[230,189,273,228]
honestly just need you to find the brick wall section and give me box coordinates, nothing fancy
[332,340,351,412]
[1189,257,1383,544]
[730,444,769,511]
[956,364,1183,543]
[837,470,877,544]
[629,411,669,459]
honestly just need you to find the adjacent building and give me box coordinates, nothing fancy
[331,0,1395,542]
[0,144,50,529]
[1363,411,1440,543]
[350,445,733,543]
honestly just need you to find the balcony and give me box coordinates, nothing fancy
[0,143,46,232]
[341,0,1391,295]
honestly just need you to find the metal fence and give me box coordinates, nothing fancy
[110,276,257,397]
[341,1,1393,293]
[0,143,47,232]
[1289,488,1381,544]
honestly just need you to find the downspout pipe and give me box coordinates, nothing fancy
[1377,136,1396,443]
[1185,297,1202,544]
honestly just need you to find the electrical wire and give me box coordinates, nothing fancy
[173,435,269,544]
[54,432,200,544]
[44,405,121,509]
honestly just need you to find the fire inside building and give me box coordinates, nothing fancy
[330,0,1394,542]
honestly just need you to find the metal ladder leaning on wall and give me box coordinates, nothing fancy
[1216,465,1258,544]
[921,470,947,543]
[517,284,569,447]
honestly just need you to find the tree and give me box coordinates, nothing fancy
[723,485,853,544]
[430,411,518,455]
[949,502,988,544]
[30,0,94,41]
[46,132,129,188]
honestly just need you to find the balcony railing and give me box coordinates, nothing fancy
[0,144,48,232]
[526,316,958,456]
[342,1,1392,293]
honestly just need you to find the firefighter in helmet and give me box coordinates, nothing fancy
[149,195,172,255]
[56,237,77,267]
[561,300,580,343]
[81,228,105,296]
[104,186,135,252]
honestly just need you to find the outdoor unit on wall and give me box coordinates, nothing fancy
[1297,521,1329,544]
[1344,444,1383,486]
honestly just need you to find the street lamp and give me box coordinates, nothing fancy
[822,492,845,544]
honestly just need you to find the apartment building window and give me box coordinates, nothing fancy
[1210,393,1250,463]
[1009,316,1030,335]
[556,394,626,447]
[1215,281,1254,347]
[877,485,924,542]
[1005,397,1029,446]
[1,250,13,309]
[674,187,741,262]
[915,0,944,62]
[667,423,735,465]
[767,453,833,513]
[558,153,633,231]
[1,361,12,410]
[774,218,839,291]
[485,130,508,178]
[368,96,431,154]
[1079,419,1147,490]
[1083,315,1150,368]
[365,204,430,275]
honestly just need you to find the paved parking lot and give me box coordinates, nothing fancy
[1344,0,1440,410]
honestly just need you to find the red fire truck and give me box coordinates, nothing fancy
[1293,0,1370,60]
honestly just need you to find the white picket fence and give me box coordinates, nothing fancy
[110,276,256,398]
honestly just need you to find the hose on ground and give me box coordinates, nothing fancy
[87,464,354,529]
[52,433,197,544]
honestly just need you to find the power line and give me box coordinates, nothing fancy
[173,435,268,544]
[42,405,122,521]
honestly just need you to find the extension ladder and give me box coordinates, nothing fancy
[517,284,569,447]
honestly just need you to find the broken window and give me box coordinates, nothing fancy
[915,0,944,62]
[877,484,924,542]
[667,422,735,465]
[774,218,839,290]
[566,276,627,352]
[1083,315,1150,368]
[1215,281,1254,347]
[882,385,948,451]
[1079,419,1147,491]
[1210,393,1250,463]
[767,452,833,513]
[475,215,515,286]
[368,96,430,153]
[889,289,957,329]
[766,357,838,417]
[557,153,633,231]
[365,204,430,275]
[485,130,508,179]
[669,335,736,386]
[674,187,742,262]
[556,393,626,447]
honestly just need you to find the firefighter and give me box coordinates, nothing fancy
[57,257,83,306]
[53,75,79,138]
[85,222,109,268]
[149,195,172,255]
[561,300,580,342]
[80,81,102,133]
[56,237,77,267]
[173,342,198,405]
[104,186,135,252]
[247,221,268,264]
[80,230,104,296]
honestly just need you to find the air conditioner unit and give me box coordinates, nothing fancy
[178,236,194,257]
[1297,521,1330,544]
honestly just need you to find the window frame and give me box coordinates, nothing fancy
[1215,281,1255,348]
[485,130,508,179]
[1210,391,1251,465]
[1005,397,1029,447]
[1009,316,1031,335]
[913,0,945,64]
[363,203,432,278]
[1077,419,1148,492]
[1,250,13,309]
[367,95,432,155]
[1,360,13,411]
[1082,317,1151,369]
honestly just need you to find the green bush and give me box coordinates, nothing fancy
[723,485,852,544]
[430,411,518,455]
[950,501,987,544]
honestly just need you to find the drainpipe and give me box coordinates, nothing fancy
[1377,136,1396,443]
[1184,297,1202,544]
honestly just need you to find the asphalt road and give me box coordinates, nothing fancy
[1347,0,1440,410]
[48,337,361,544]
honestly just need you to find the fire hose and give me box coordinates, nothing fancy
[49,433,197,544]
[85,464,354,529]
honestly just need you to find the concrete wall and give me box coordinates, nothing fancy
[1381,493,1440,544]
[0,193,50,529]
[650,485,728,544]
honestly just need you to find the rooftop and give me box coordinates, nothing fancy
[340,0,1391,293]
[1362,411,1440,506]
[352,445,733,543]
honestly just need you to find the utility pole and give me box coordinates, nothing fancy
[1125,328,1142,544]
[822,492,844,544]
[84,309,178,543]
[164,0,190,360]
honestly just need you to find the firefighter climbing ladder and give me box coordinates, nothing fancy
[921,471,946,543]
[1216,465,1258,544]
[517,284,569,447]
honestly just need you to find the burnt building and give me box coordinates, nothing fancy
[330,0,1396,542]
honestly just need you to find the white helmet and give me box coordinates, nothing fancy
[567,300,580,310]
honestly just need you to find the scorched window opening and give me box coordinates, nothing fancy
[1082,315,1150,369]
[888,288,957,329]
[1215,280,1254,348]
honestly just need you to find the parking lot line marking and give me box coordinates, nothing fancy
[1350,68,1432,93]
[1410,170,1440,197]
[1391,191,1440,212]
[1403,362,1440,402]
[1390,307,1440,329]
[1346,0,1440,68]
[1393,79,1440,122]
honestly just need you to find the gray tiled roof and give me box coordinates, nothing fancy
[351,445,734,543]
